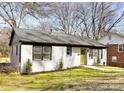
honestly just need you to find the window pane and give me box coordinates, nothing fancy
[43,47,50,52]
[33,46,42,60]
[43,54,50,60]
[43,46,51,60]
[34,54,41,60]
[33,46,42,54]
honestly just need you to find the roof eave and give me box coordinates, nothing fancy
[19,40,107,49]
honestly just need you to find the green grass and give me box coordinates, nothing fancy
[96,66,124,70]
[1,67,124,90]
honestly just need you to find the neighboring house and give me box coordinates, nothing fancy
[98,32,124,67]
[9,28,106,73]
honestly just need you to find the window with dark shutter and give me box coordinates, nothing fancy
[67,46,72,56]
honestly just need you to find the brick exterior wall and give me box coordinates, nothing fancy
[107,44,124,67]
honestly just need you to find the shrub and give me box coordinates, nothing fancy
[25,59,32,74]
[0,63,17,74]
[58,58,63,70]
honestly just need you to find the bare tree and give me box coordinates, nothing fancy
[0,2,51,30]
[36,21,53,31]
[50,3,80,34]
[50,2,124,38]
[0,2,123,39]
[77,2,124,40]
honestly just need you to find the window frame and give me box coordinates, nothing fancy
[32,45,52,61]
[118,44,123,52]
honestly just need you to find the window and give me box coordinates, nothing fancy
[112,56,117,62]
[33,46,52,61]
[43,46,51,60]
[33,46,42,60]
[118,44,123,52]
[16,45,18,56]
[67,46,72,56]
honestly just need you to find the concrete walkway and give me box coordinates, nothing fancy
[82,65,124,72]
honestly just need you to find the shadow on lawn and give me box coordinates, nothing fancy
[42,82,65,91]
[41,81,124,91]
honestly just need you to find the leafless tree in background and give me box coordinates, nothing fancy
[0,2,124,38]
[50,3,81,34]
[76,2,124,40]
[36,21,53,31]
[0,2,51,30]
[47,2,124,39]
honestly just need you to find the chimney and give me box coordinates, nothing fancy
[50,28,52,33]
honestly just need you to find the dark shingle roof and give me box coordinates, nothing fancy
[13,28,106,48]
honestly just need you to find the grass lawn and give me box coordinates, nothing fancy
[1,67,124,91]
[96,66,124,70]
